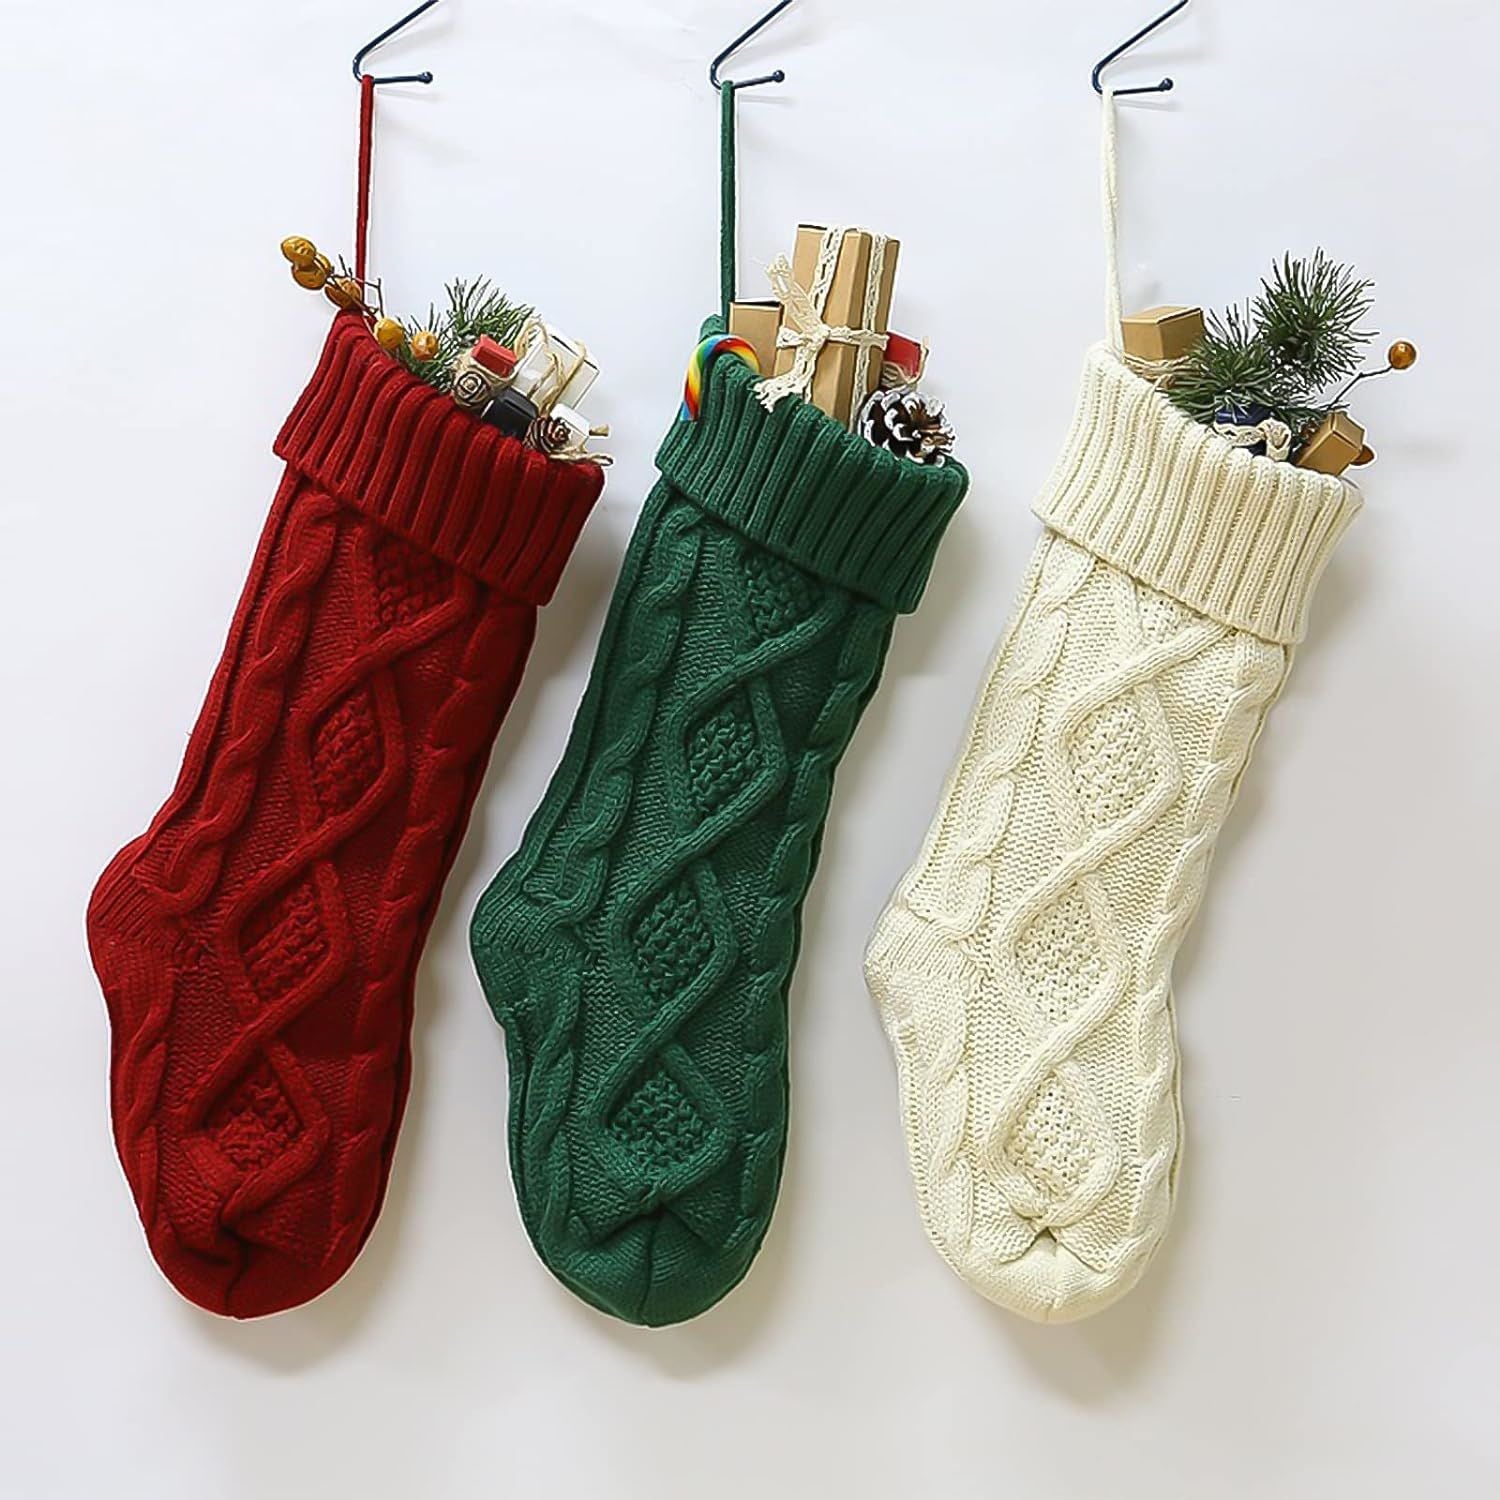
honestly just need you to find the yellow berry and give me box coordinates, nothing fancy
[1388,340,1417,371]
[291,253,333,290]
[280,236,318,270]
[409,329,440,362]
[374,316,406,352]
[325,276,366,311]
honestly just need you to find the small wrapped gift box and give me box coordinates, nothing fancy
[882,331,925,386]
[482,388,540,440]
[472,336,518,379]
[1122,305,1206,363]
[728,301,783,376]
[1296,410,1366,476]
[511,324,599,413]
[771,224,900,426]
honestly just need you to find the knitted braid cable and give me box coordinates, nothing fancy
[527,502,704,920]
[471,324,966,1325]
[501,501,706,1259]
[731,604,893,1227]
[155,493,341,913]
[329,582,532,1238]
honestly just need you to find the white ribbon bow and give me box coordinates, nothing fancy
[1213,413,1294,464]
[754,250,888,416]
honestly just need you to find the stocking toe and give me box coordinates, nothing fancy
[548,1209,754,1328]
[960,1231,1152,1325]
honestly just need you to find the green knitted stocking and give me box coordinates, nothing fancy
[470,330,967,1324]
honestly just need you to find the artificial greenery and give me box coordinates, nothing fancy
[1254,252,1373,390]
[1169,251,1377,452]
[398,277,533,392]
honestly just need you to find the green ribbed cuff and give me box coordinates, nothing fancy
[656,318,969,614]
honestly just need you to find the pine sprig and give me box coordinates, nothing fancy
[397,277,533,392]
[1169,304,1281,425]
[1168,250,1378,450]
[1253,250,1374,390]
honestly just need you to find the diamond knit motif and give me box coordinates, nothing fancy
[686,695,761,814]
[1068,694,1159,829]
[1015,887,1106,1028]
[611,1069,709,1173]
[743,550,818,639]
[93,498,515,1317]
[633,882,714,1003]
[375,535,452,628]
[472,502,874,1327]
[1137,586,1191,646]
[241,879,329,1004]
[1003,887,1114,1217]
[1007,1077,1094,1201]
[310,689,384,816]
[206,1061,303,1172]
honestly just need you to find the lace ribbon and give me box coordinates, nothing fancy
[1211,414,1293,463]
[754,228,890,420]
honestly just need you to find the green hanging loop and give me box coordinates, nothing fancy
[720,80,738,322]
[709,2,794,322]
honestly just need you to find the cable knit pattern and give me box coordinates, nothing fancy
[87,315,603,1317]
[865,348,1358,1322]
[471,320,967,1326]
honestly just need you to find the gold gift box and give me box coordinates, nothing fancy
[772,225,900,425]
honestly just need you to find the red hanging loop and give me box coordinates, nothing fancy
[351,2,439,286]
[354,73,375,284]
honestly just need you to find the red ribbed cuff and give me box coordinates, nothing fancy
[275,314,604,606]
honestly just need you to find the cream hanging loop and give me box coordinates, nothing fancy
[1102,88,1124,352]
[1090,2,1194,351]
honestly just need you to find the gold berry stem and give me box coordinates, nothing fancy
[1329,364,1390,408]
[1330,340,1418,409]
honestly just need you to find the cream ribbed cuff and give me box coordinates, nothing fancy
[1033,345,1362,644]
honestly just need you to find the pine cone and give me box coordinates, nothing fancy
[526,414,572,455]
[858,387,955,466]
[452,366,495,413]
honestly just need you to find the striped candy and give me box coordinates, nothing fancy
[679,334,760,421]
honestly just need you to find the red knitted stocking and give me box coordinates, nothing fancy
[88,314,603,1316]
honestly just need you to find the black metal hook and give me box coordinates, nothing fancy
[1092,1,1191,97]
[353,0,441,87]
[710,0,796,92]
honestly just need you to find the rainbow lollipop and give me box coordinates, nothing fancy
[680,334,760,421]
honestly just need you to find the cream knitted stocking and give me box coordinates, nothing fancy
[865,341,1361,1322]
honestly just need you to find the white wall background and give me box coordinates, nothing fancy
[1,1,1495,1495]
